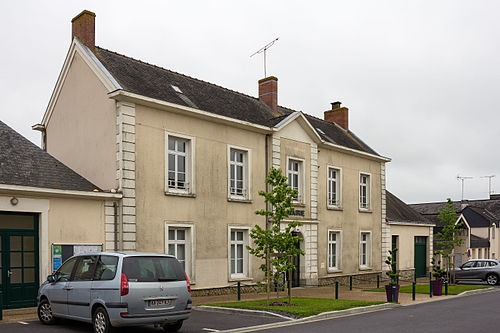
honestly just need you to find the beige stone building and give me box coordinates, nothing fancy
[34,10,391,290]
[0,120,121,309]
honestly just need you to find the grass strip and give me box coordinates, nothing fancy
[205,297,385,317]
[364,284,489,295]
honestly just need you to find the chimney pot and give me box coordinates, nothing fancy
[258,76,278,113]
[71,10,96,51]
[331,101,341,109]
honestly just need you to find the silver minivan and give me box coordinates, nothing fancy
[37,252,192,332]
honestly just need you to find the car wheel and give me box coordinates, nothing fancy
[163,320,183,332]
[38,298,57,325]
[93,306,113,333]
[486,273,498,286]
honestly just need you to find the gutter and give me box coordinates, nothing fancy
[0,184,123,200]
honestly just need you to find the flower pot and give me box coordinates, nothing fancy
[432,279,444,296]
[385,284,399,302]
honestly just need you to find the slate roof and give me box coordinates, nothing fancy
[386,190,430,224]
[462,206,496,228]
[0,120,100,192]
[470,234,490,248]
[95,47,380,156]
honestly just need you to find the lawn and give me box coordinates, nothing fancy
[205,297,385,317]
[365,284,489,295]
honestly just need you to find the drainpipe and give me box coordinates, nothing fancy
[265,134,269,230]
[113,202,118,251]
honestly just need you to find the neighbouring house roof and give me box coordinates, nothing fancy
[462,206,496,228]
[0,120,101,192]
[470,234,490,248]
[95,47,380,156]
[386,190,432,225]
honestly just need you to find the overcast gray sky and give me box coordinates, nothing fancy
[1,0,499,204]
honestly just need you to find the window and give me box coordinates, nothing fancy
[229,228,249,278]
[359,173,371,210]
[55,257,78,281]
[287,158,304,202]
[165,224,193,279]
[122,256,185,282]
[327,166,342,208]
[328,230,341,271]
[360,232,371,268]
[93,255,118,281]
[73,256,97,281]
[166,132,194,194]
[228,146,251,199]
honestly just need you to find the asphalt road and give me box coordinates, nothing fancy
[253,290,500,333]
[0,308,286,332]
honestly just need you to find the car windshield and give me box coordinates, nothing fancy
[122,256,185,282]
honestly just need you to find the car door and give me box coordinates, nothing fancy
[66,255,97,320]
[45,256,78,316]
[456,261,476,280]
[470,261,487,279]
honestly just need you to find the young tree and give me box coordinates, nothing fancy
[435,198,463,284]
[248,168,304,305]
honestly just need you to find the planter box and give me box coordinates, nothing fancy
[385,284,399,302]
[432,280,444,296]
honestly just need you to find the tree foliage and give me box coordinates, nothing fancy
[248,168,304,303]
[385,248,399,285]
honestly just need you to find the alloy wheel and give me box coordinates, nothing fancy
[94,311,107,333]
[39,302,53,322]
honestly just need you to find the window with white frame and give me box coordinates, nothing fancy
[229,228,249,278]
[166,134,192,193]
[165,225,193,278]
[228,147,250,199]
[360,232,371,268]
[327,167,341,208]
[359,173,371,210]
[328,230,341,270]
[287,158,303,202]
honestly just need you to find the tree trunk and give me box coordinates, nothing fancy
[266,246,270,306]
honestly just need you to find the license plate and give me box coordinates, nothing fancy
[147,299,172,308]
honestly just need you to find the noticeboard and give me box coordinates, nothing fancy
[51,243,103,272]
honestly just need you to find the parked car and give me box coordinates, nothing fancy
[37,252,192,333]
[453,259,500,286]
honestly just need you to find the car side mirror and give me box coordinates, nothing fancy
[47,274,56,283]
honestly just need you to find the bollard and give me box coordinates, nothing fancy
[445,280,448,296]
[412,282,416,301]
[392,284,396,303]
[377,275,380,289]
[349,276,353,290]
[335,281,339,300]
[429,272,433,298]
[237,282,241,301]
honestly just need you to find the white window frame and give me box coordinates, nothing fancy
[359,172,372,211]
[328,229,342,272]
[286,156,305,204]
[227,226,251,280]
[359,231,372,269]
[165,222,195,282]
[327,165,342,209]
[165,131,196,195]
[227,145,252,200]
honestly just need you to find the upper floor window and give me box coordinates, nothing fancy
[166,132,195,194]
[327,166,342,208]
[287,158,303,203]
[359,173,371,210]
[228,146,251,200]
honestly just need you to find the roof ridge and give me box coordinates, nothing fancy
[96,46,296,114]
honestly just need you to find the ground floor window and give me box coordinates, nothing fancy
[328,230,341,271]
[165,223,193,279]
[228,227,250,279]
[359,231,372,268]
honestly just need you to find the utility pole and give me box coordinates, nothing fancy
[457,175,473,201]
[250,37,279,78]
[481,175,496,196]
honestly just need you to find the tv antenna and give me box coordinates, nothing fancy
[250,37,279,78]
[457,175,473,201]
[481,175,496,195]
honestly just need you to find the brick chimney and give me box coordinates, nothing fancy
[258,76,278,112]
[324,101,349,130]
[71,10,96,51]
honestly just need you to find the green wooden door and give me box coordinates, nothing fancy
[414,236,427,278]
[0,213,39,309]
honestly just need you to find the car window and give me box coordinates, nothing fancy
[56,257,78,282]
[93,255,119,281]
[122,256,185,282]
[462,261,475,268]
[476,261,487,268]
[73,256,97,281]
[489,261,498,266]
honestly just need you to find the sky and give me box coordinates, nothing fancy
[1,0,499,204]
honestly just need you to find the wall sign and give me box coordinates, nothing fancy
[51,243,103,272]
[289,210,305,217]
